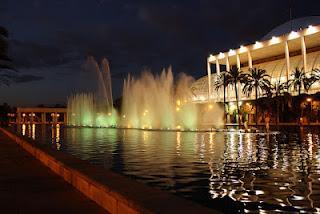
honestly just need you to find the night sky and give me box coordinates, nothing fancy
[0,0,319,106]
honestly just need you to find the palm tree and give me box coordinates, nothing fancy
[223,67,246,126]
[288,67,312,95]
[309,68,320,89]
[214,72,227,124]
[269,81,287,125]
[242,68,271,126]
[312,68,320,79]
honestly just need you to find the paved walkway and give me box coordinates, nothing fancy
[0,132,106,214]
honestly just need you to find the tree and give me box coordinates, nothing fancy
[0,26,15,85]
[242,68,271,125]
[309,68,320,89]
[288,67,312,95]
[223,67,246,126]
[214,72,227,125]
[269,81,287,125]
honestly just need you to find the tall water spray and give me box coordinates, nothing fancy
[121,67,224,130]
[67,57,118,127]
[67,58,224,129]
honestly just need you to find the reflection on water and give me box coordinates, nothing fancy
[14,125,320,213]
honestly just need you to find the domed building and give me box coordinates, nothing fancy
[191,16,320,104]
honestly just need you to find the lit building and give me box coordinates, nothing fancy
[191,17,320,103]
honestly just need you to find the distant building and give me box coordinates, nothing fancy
[15,107,67,124]
[192,16,320,103]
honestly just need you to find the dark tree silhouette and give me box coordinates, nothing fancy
[223,67,246,126]
[288,68,312,95]
[214,72,227,124]
[0,26,16,85]
[242,68,271,125]
[269,81,287,125]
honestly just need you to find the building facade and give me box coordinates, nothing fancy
[16,107,67,124]
[191,17,320,103]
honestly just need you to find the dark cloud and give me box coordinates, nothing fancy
[0,72,44,85]
[0,0,319,105]
[10,39,71,68]
[13,74,44,83]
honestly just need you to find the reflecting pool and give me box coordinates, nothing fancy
[13,125,320,213]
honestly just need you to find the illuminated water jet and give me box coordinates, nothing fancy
[67,59,224,130]
[67,57,118,127]
[121,67,224,130]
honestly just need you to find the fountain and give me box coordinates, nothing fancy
[67,57,118,127]
[121,68,198,129]
[121,67,224,130]
[67,58,224,130]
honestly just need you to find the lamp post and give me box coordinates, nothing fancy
[306,98,312,124]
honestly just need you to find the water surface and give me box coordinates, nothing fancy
[14,124,320,213]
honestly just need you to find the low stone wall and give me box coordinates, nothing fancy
[0,127,218,214]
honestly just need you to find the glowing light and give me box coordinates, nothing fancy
[208,54,216,62]
[218,52,225,59]
[239,45,247,53]
[253,41,263,49]
[176,99,181,106]
[255,190,264,195]
[306,25,317,35]
[288,31,299,40]
[56,124,60,143]
[22,124,26,136]
[108,112,112,116]
[22,113,26,117]
[176,125,181,130]
[32,124,35,140]
[228,49,236,56]
[122,115,126,118]
[199,96,205,101]
[306,98,312,102]
[208,104,213,110]
[270,36,280,45]
[176,107,180,112]
[229,102,237,112]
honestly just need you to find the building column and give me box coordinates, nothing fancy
[17,112,21,124]
[207,59,211,101]
[236,53,243,100]
[301,36,307,71]
[30,112,34,123]
[54,112,58,124]
[63,113,67,124]
[216,58,220,75]
[41,113,46,124]
[215,59,221,102]
[225,57,231,101]
[226,56,230,72]
[248,51,253,69]
[236,54,241,69]
[285,41,291,82]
